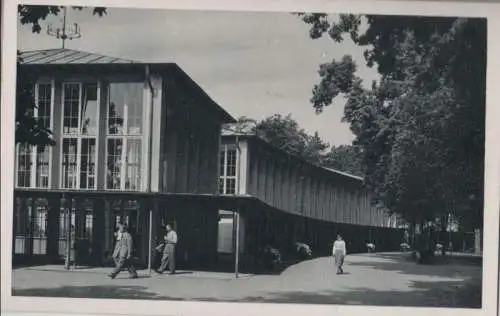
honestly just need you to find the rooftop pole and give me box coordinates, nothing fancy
[47,7,82,48]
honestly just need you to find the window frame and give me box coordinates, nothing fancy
[104,82,146,191]
[219,144,239,195]
[59,81,101,190]
[15,80,55,189]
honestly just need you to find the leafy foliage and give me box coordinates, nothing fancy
[18,5,106,33]
[232,114,364,175]
[323,145,364,177]
[16,6,107,145]
[16,54,55,146]
[298,14,486,229]
[234,114,326,165]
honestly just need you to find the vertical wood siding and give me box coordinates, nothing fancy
[241,138,391,228]
[160,76,221,194]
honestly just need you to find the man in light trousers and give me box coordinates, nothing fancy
[156,224,178,275]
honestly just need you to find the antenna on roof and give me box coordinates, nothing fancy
[47,7,82,49]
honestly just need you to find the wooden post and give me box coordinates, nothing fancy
[64,197,71,270]
[27,198,35,261]
[234,209,240,278]
[148,209,153,275]
[46,196,59,262]
[12,197,18,257]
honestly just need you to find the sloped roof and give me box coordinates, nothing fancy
[19,48,136,64]
[221,127,364,182]
[322,167,364,181]
[19,48,236,123]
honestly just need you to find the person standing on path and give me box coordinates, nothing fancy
[156,224,178,275]
[108,223,138,279]
[332,234,347,275]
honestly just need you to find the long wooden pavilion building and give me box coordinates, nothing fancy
[12,49,404,272]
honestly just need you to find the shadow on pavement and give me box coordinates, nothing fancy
[12,285,181,301]
[348,253,482,279]
[375,252,482,265]
[12,278,481,308]
[230,279,482,308]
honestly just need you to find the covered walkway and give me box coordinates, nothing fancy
[12,188,404,276]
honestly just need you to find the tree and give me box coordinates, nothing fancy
[298,14,486,233]
[234,114,330,166]
[323,144,364,177]
[231,114,364,176]
[16,5,106,145]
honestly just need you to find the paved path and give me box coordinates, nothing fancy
[11,252,482,308]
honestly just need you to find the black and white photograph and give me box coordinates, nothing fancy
[1,1,499,316]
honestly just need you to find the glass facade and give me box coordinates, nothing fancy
[106,82,144,190]
[15,83,53,189]
[60,83,98,190]
[15,80,147,192]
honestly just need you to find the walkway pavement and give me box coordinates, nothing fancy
[11,252,482,308]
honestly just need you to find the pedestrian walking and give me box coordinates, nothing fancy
[108,223,138,279]
[332,234,347,275]
[155,224,178,275]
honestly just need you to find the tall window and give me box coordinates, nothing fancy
[15,82,54,188]
[60,83,99,189]
[219,144,238,195]
[36,146,50,187]
[106,82,144,191]
[16,144,33,188]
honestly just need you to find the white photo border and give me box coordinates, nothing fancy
[2,1,499,316]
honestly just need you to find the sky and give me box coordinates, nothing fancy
[18,8,379,146]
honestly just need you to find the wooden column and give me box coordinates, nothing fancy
[60,195,70,269]
[46,195,60,262]
[26,197,35,260]
[97,79,108,191]
[13,197,24,256]
[51,78,62,190]
[103,198,112,263]
[92,198,105,266]
[12,197,18,257]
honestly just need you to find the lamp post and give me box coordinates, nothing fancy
[234,134,241,278]
[223,122,254,278]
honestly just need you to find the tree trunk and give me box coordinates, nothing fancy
[441,215,447,256]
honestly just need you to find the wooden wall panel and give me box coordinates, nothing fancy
[161,76,222,195]
[232,139,392,228]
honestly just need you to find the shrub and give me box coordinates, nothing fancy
[366,243,376,253]
[257,245,282,270]
[400,242,411,252]
[294,242,312,259]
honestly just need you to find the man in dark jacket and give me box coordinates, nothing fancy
[108,223,138,279]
